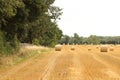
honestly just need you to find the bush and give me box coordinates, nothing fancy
[10,35,20,51]
[0,32,20,56]
[4,43,14,55]
[32,38,39,45]
[0,31,5,54]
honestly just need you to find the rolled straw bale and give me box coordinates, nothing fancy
[100,45,108,52]
[88,48,91,51]
[55,44,62,51]
[96,46,99,49]
[109,47,114,51]
[71,46,75,50]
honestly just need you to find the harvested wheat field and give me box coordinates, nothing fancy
[1,45,120,80]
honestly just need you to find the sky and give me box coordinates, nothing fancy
[54,0,120,37]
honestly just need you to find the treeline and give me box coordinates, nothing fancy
[0,0,62,55]
[59,33,120,45]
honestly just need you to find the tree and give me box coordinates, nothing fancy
[0,0,63,55]
[73,33,80,44]
[59,35,70,44]
[68,37,74,44]
[87,35,100,44]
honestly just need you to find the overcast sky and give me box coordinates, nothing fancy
[54,0,120,37]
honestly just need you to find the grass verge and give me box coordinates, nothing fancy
[0,48,51,69]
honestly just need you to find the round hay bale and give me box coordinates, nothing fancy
[55,44,62,51]
[109,47,114,51]
[96,46,99,49]
[71,46,75,50]
[88,48,91,51]
[100,46,108,52]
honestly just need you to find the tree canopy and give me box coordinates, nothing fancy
[59,34,120,45]
[0,0,63,55]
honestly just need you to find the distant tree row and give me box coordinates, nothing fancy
[0,0,62,55]
[59,33,120,45]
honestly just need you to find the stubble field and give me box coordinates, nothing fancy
[0,45,120,80]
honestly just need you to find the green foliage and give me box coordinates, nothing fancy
[0,31,5,54]
[0,0,24,26]
[32,38,39,46]
[59,35,70,44]
[0,32,19,55]
[0,0,63,52]
[100,36,120,44]
[59,34,120,45]
[4,43,15,55]
[11,35,19,51]
[87,35,100,44]
[68,37,74,44]
[49,6,63,22]
[73,33,80,44]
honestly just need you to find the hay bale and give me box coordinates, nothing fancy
[109,47,114,51]
[88,48,91,51]
[71,46,75,50]
[96,47,99,49]
[100,46,108,52]
[96,46,99,49]
[55,44,62,51]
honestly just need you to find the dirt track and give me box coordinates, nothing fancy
[1,45,120,80]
